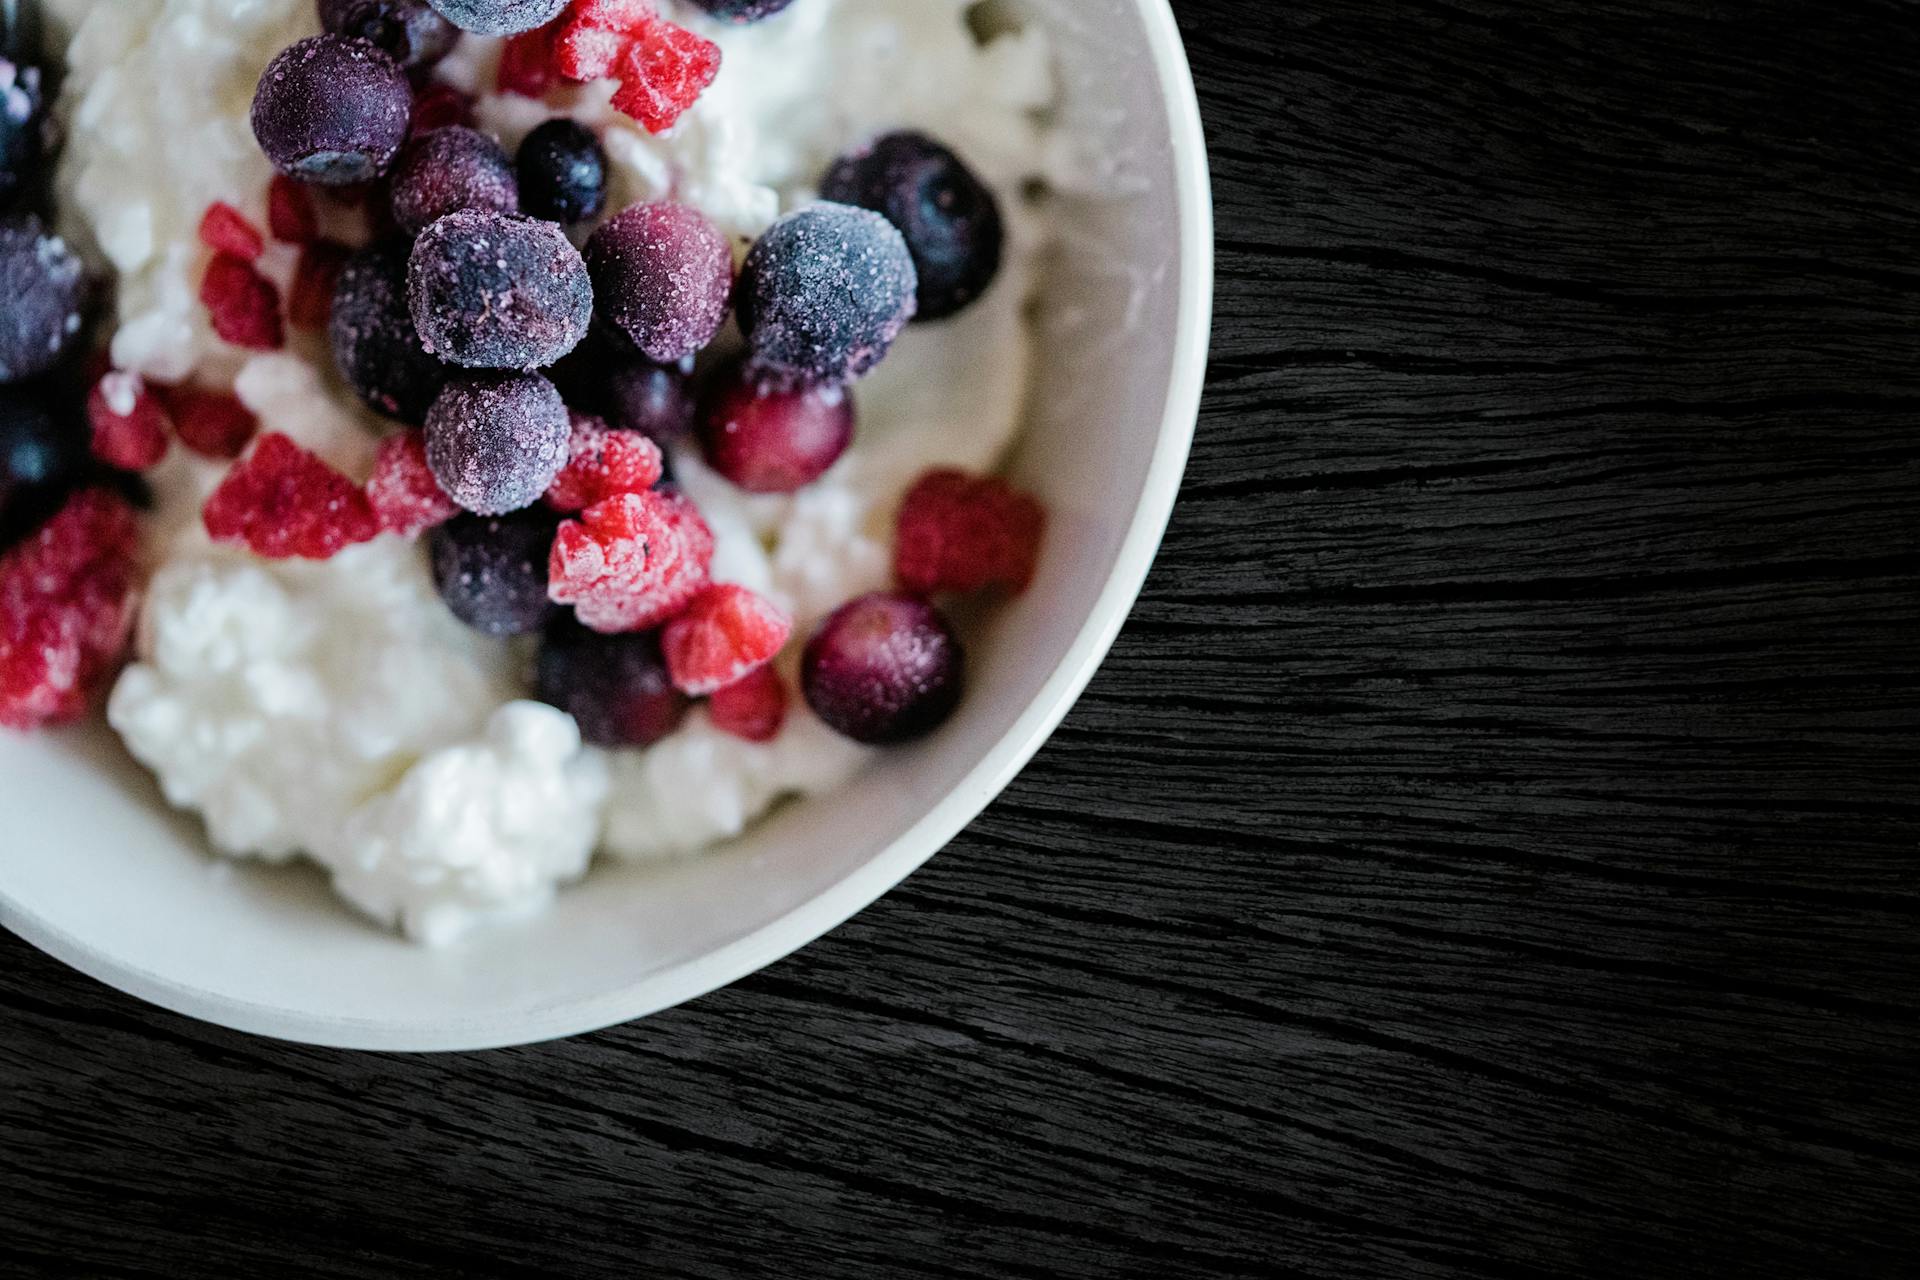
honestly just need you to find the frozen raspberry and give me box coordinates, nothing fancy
[0,216,92,384]
[289,239,352,331]
[0,488,139,730]
[517,119,607,223]
[366,429,458,536]
[202,432,379,560]
[426,0,570,37]
[160,386,259,460]
[424,372,571,514]
[201,253,285,351]
[584,202,731,363]
[662,583,791,695]
[706,664,786,742]
[544,413,663,513]
[535,620,688,748]
[609,21,720,134]
[894,468,1044,596]
[408,209,593,371]
[331,239,450,423]
[390,126,520,236]
[430,507,560,635]
[197,202,265,261]
[409,82,477,136]
[697,361,853,493]
[496,22,560,97]
[802,592,963,744]
[737,204,917,388]
[86,372,170,472]
[554,23,624,81]
[686,0,794,20]
[1,390,88,548]
[320,0,460,71]
[821,131,1004,321]
[548,487,712,633]
[251,35,413,186]
[267,174,320,243]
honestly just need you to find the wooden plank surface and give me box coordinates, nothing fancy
[3,1,1917,1275]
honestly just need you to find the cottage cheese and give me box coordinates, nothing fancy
[54,0,1059,943]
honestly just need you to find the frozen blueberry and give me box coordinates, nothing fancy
[821,131,1004,321]
[330,239,450,423]
[424,371,570,514]
[584,202,732,365]
[429,507,559,635]
[0,59,49,209]
[685,0,797,20]
[317,0,459,71]
[0,216,90,384]
[408,209,593,370]
[536,621,690,748]
[424,0,570,36]
[250,35,412,186]
[0,385,85,547]
[698,360,853,493]
[516,119,607,225]
[736,203,917,389]
[390,126,519,236]
[802,592,963,744]
[549,328,695,445]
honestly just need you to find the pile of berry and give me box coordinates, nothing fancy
[7,0,1047,754]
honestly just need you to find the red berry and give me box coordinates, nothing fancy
[200,253,285,351]
[706,663,787,742]
[161,386,259,460]
[548,487,712,633]
[554,21,627,80]
[544,413,664,513]
[267,175,320,243]
[202,432,379,560]
[366,430,459,537]
[0,489,139,731]
[197,202,265,261]
[697,362,854,493]
[409,82,477,136]
[497,22,560,97]
[662,582,791,694]
[894,468,1044,595]
[609,20,720,133]
[288,239,351,331]
[86,372,171,472]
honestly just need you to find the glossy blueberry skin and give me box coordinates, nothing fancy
[517,119,608,225]
[801,592,964,745]
[250,35,412,186]
[424,0,569,36]
[390,126,520,236]
[407,209,593,371]
[316,0,459,71]
[535,622,691,748]
[429,507,560,635]
[684,0,797,21]
[735,203,917,389]
[0,385,85,548]
[329,239,450,424]
[0,215,91,384]
[423,372,571,515]
[820,131,1005,321]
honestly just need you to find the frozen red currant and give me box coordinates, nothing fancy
[802,592,963,744]
[697,361,853,493]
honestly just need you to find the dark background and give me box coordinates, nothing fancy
[5,1,1918,1276]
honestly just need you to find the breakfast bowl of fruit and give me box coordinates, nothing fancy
[0,0,1210,1049]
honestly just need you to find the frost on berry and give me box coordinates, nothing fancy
[706,663,786,742]
[161,385,259,459]
[201,253,285,351]
[661,582,792,695]
[547,487,712,633]
[202,432,378,560]
[87,371,171,472]
[543,413,664,513]
[610,21,721,134]
[0,489,140,730]
[367,430,459,537]
[894,468,1045,595]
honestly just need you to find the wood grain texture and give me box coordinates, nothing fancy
[3,1,1918,1276]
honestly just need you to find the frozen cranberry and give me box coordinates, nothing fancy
[425,0,570,36]
[697,361,853,493]
[736,204,917,388]
[390,126,520,236]
[318,0,459,71]
[250,35,413,186]
[516,119,607,224]
[430,507,560,635]
[584,202,731,364]
[535,620,689,748]
[424,371,570,514]
[408,209,593,370]
[0,216,91,384]
[330,238,450,423]
[802,592,963,744]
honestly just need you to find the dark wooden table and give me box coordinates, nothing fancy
[5,2,1918,1276]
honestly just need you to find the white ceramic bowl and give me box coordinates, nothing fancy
[0,0,1212,1050]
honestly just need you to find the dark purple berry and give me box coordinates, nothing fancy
[685,0,798,20]
[736,203,916,389]
[820,131,1003,321]
[250,35,412,186]
[516,119,607,225]
[424,0,569,37]
[0,59,50,209]
[0,385,85,547]
[584,202,732,365]
[329,238,449,423]
[390,126,519,236]
[0,216,90,384]
[424,371,570,514]
[802,592,963,745]
[317,0,459,71]
[549,327,694,445]
[408,208,593,370]
[698,361,853,493]
[536,621,690,748]
[429,507,559,635]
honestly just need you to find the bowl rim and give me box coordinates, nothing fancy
[1,0,1214,1051]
